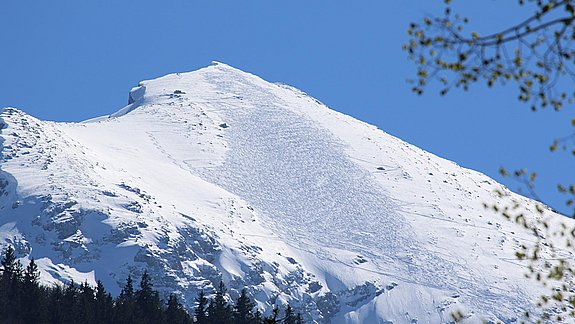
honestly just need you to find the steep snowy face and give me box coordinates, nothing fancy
[0,62,570,323]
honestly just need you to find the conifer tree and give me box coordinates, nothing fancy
[95,280,114,323]
[23,258,39,285]
[234,288,256,324]
[120,275,135,299]
[166,294,192,324]
[207,281,233,324]
[136,270,162,324]
[254,309,264,324]
[115,275,137,324]
[194,290,209,324]
[1,246,17,277]
[0,246,20,322]
[263,305,279,324]
[47,284,65,323]
[0,258,305,324]
[63,281,80,323]
[22,258,42,323]
[283,305,297,324]
[78,281,97,323]
[295,312,304,324]
[0,246,23,309]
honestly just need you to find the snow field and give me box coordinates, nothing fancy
[0,62,572,323]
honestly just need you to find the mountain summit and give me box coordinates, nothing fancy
[0,62,568,322]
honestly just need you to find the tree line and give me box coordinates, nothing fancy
[0,246,303,323]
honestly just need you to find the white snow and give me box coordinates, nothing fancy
[0,62,572,323]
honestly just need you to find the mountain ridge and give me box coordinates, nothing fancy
[0,63,569,323]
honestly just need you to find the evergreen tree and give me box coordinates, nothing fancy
[194,290,209,324]
[207,281,233,324]
[295,312,304,324]
[234,288,256,324]
[78,281,97,323]
[23,258,39,284]
[47,284,65,324]
[165,293,192,324]
[0,246,20,322]
[254,309,263,324]
[135,270,162,324]
[263,306,279,324]
[283,305,297,324]
[95,280,114,324]
[22,258,42,323]
[1,246,17,277]
[120,275,135,299]
[114,275,137,324]
[0,260,304,324]
[61,281,80,323]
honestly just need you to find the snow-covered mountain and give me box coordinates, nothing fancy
[0,62,570,323]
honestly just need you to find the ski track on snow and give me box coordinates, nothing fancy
[0,64,542,322]
[185,67,530,315]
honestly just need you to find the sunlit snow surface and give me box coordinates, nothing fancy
[0,62,571,323]
[199,69,484,295]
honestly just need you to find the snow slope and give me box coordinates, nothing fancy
[0,62,571,323]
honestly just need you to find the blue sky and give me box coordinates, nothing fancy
[1,1,573,214]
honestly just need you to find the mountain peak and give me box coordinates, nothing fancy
[103,62,265,120]
[209,60,241,70]
[0,63,568,322]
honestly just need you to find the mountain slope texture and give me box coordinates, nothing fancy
[0,62,571,323]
